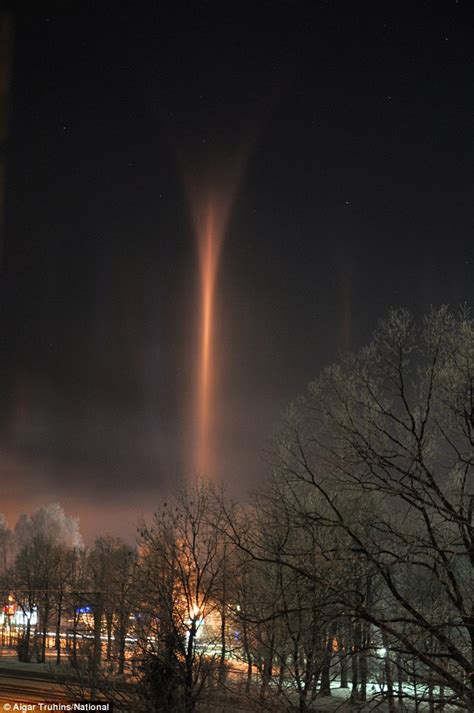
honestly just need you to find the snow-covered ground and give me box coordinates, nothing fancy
[297,680,460,711]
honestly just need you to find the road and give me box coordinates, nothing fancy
[0,671,71,707]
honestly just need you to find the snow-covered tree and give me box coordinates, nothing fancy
[9,503,82,662]
[267,307,474,709]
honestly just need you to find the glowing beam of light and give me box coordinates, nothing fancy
[170,78,283,478]
[177,132,252,477]
[197,201,220,476]
[185,161,245,478]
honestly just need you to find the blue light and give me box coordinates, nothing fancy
[76,605,92,614]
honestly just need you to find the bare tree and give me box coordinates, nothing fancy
[266,307,474,709]
[136,482,229,713]
[8,503,82,663]
[229,478,359,711]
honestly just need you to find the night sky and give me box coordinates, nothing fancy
[1,2,473,540]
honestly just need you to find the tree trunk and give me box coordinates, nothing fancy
[240,616,253,693]
[381,631,395,713]
[428,684,435,713]
[359,644,367,701]
[412,658,420,712]
[184,619,197,713]
[117,622,126,675]
[340,645,348,688]
[219,603,226,684]
[350,618,361,703]
[339,618,349,688]
[19,619,31,663]
[277,655,286,694]
[357,619,370,702]
[41,600,51,663]
[106,612,113,661]
[396,651,404,705]
[298,695,308,713]
[320,639,332,696]
[246,657,252,693]
[71,609,79,666]
[91,601,103,699]
[260,630,275,699]
[55,593,63,665]
[439,685,445,710]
